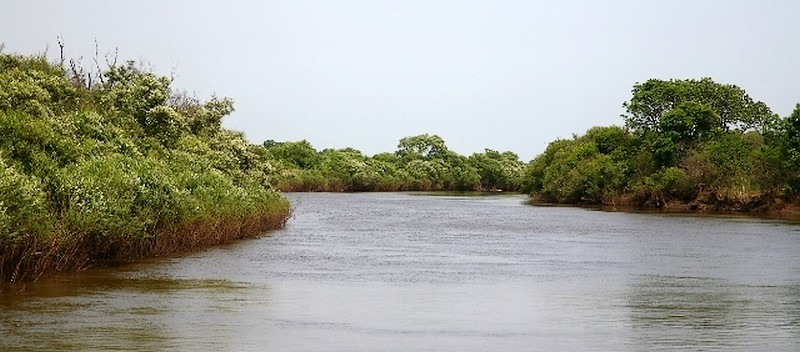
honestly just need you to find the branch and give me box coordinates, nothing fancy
[93,38,105,86]
[57,36,65,67]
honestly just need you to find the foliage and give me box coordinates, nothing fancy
[623,78,776,134]
[521,128,629,203]
[526,78,797,209]
[469,149,525,191]
[0,156,54,242]
[265,134,525,192]
[0,53,290,282]
[396,134,450,160]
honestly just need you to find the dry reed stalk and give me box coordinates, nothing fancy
[0,207,291,282]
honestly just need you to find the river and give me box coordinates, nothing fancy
[2,192,800,351]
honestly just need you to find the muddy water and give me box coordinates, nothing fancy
[2,192,800,351]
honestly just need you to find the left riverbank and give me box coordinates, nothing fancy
[0,53,291,282]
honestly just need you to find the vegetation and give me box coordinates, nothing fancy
[523,78,800,213]
[4,47,797,282]
[0,53,290,282]
[263,134,526,192]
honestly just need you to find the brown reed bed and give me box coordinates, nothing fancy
[0,208,291,283]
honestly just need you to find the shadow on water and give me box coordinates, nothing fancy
[626,275,800,350]
[0,270,263,352]
[408,191,524,197]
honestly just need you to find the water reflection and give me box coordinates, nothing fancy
[626,275,800,351]
[0,273,265,352]
[3,193,800,351]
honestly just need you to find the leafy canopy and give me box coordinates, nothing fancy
[623,78,775,134]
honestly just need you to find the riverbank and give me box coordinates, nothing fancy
[1,207,291,283]
[7,192,798,351]
[0,53,291,282]
[529,192,800,220]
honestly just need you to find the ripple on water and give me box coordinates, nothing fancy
[2,192,800,351]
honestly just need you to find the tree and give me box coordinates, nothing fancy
[469,149,524,191]
[263,140,320,169]
[396,134,450,160]
[623,78,775,134]
[522,132,626,203]
[658,101,721,145]
[778,104,800,194]
[783,104,800,166]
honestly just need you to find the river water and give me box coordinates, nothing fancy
[2,192,800,351]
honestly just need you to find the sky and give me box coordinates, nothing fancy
[2,1,799,161]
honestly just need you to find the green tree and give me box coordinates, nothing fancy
[263,140,320,169]
[396,134,450,160]
[469,149,524,191]
[658,101,721,145]
[777,104,800,194]
[623,78,775,134]
[523,132,626,203]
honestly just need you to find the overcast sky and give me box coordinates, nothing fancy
[2,1,799,160]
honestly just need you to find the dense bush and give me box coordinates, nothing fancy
[522,127,628,203]
[523,77,798,210]
[264,134,526,192]
[0,53,290,282]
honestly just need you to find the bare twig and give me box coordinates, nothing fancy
[57,36,65,67]
[170,63,179,82]
[110,47,118,67]
[93,38,105,85]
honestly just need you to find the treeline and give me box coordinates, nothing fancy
[0,53,290,282]
[4,48,797,280]
[521,78,800,212]
[263,134,526,192]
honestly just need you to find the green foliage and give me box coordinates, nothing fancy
[0,52,290,280]
[771,104,800,195]
[0,156,54,242]
[782,104,800,171]
[263,140,320,169]
[0,54,78,116]
[469,149,524,191]
[52,155,169,239]
[396,134,451,160]
[658,101,721,144]
[522,129,629,203]
[187,96,235,135]
[265,134,523,192]
[100,61,171,123]
[584,126,633,157]
[624,78,776,134]
[141,105,187,144]
[630,167,695,204]
[525,78,796,208]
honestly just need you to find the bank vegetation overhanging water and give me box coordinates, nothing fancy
[0,53,290,282]
[4,49,800,282]
[521,78,800,216]
[262,78,800,218]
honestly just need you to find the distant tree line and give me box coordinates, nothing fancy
[263,134,526,192]
[3,46,799,281]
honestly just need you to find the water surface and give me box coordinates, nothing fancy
[2,192,800,351]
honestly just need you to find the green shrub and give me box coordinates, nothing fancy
[0,156,55,242]
[0,52,291,281]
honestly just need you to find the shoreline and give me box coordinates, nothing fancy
[0,207,291,284]
[527,194,800,221]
